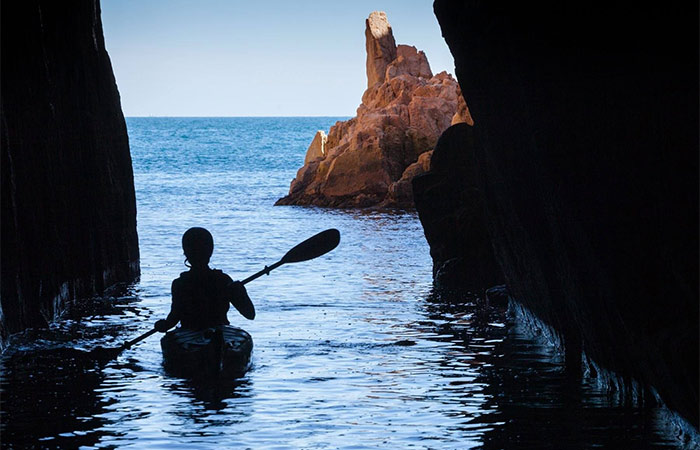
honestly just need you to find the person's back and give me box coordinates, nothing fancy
[155,227,255,333]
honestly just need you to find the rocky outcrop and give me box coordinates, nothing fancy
[0,0,140,343]
[413,124,502,289]
[276,12,469,208]
[365,11,397,88]
[432,1,698,428]
[304,130,327,164]
[383,150,432,208]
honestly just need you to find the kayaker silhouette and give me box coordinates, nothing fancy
[155,227,255,333]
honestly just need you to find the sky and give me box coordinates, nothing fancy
[101,0,456,117]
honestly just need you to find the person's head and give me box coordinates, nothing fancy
[182,227,214,268]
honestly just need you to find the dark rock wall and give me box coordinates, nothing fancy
[1,0,140,340]
[413,124,503,290]
[432,1,698,426]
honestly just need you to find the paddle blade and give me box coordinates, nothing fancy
[281,229,340,264]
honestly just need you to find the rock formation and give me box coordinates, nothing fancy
[304,130,327,164]
[413,124,502,289]
[276,11,471,208]
[365,11,397,88]
[0,0,140,343]
[431,0,698,429]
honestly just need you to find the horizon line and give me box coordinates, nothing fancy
[124,115,354,118]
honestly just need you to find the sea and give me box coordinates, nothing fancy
[0,117,686,449]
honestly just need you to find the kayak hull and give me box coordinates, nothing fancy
[161,325,253,378]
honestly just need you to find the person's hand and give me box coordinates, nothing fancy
[154,319,170,332]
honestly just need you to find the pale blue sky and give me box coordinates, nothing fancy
[101,0,455,116]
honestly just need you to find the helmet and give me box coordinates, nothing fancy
[182,227,214,265]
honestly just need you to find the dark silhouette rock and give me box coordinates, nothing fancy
[1,0,140,343]
[413,124,503,290]
[485,285,509,309]
[433,0,698,428]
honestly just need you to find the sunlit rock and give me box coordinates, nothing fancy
[382,150,432,208]
[277,12,465,208]
[451,92,473,126]
[304,130,327,164]
[365,11,397,88]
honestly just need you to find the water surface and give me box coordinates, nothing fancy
[0,118,683,449]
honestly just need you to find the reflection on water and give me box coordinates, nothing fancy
[1,284,683,449]
[0,118,685,448]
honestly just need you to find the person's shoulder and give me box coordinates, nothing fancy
[175,271,190,281]
[172,271,190,286]
[210,268,233,283]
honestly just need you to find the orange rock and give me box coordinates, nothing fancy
[451,86,474,125]
[383,150,434,208]
[304,130,327,164]
[365,11,397,88]
[276,12,469,208]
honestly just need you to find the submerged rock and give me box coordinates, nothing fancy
[276,11,470,208]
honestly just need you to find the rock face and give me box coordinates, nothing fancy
[304,130,327,164]
[432,1,698,428]
[383,149,432,208]
[365,11,397,88]
[413,124,503,289]
[0,0,140,342]
[276,12,469,208]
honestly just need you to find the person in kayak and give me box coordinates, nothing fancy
[154,227,255,332]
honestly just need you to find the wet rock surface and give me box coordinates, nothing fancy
[0,0,140,341]
[276,12,470,208]
[433,0,698,428]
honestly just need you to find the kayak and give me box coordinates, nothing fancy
[160,325,253,378]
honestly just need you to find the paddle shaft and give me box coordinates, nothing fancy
[240,260,283,285]
[120,328,158,350]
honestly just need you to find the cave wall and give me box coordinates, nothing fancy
[413,123,503,290]
[1,0,140,342]
[432,1,698,426]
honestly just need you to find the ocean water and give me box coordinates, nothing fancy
[0,117,685,449]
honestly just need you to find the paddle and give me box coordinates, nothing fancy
[92,228,341,359]
[240,228,341,284]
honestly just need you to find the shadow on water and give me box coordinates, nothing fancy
[163,376,252,412]
[418,288,683,449]
[0,348,115,448]
[158,376,254,441]
[0,284,141,447]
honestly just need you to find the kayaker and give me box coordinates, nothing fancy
[154,227,255,333]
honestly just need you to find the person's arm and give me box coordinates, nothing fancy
[155,280,183,331]
[227,279,255,320]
